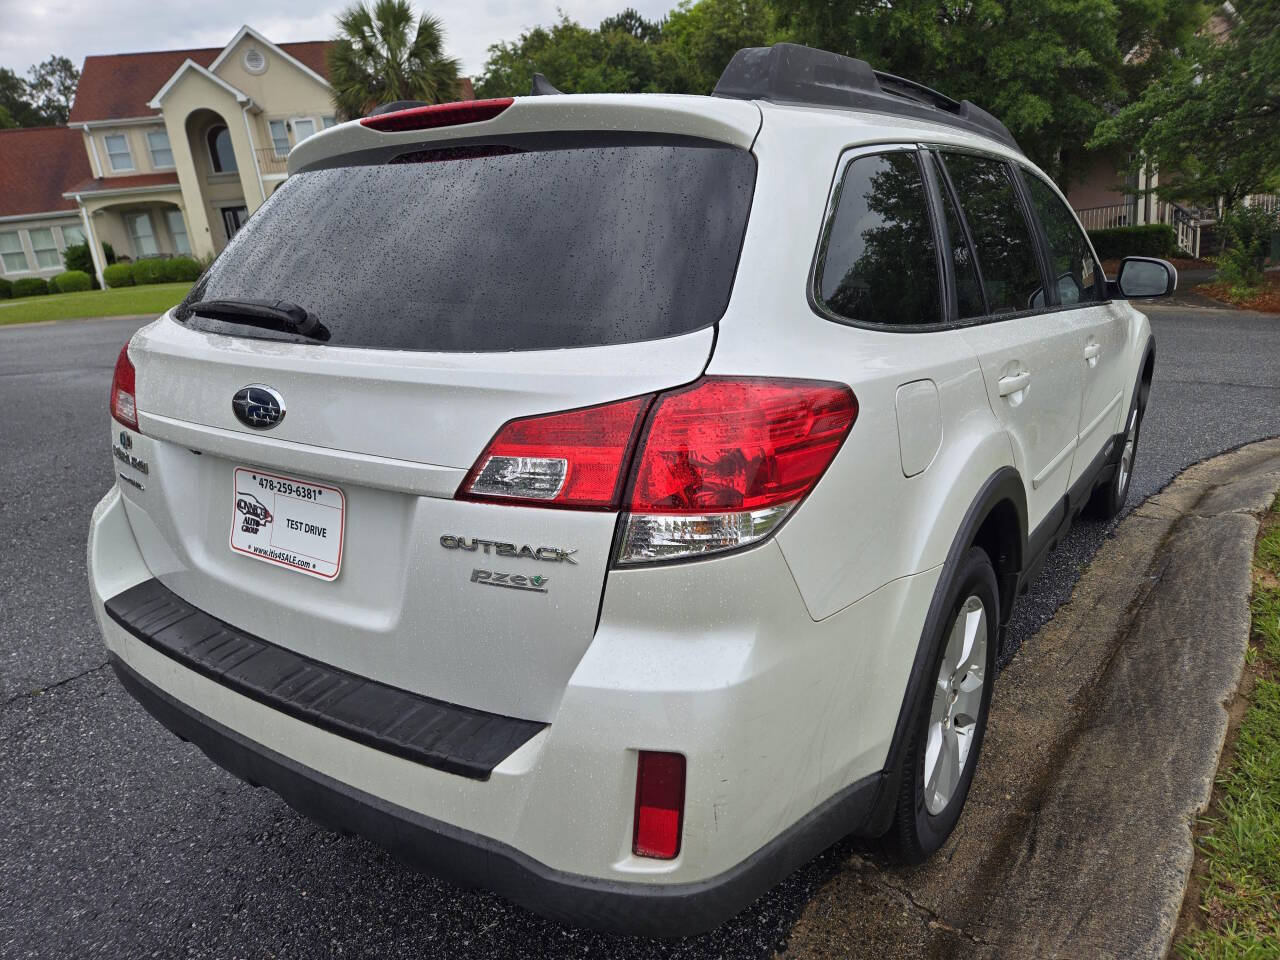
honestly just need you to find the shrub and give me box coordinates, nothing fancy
[0,277,11,299]
[161,256,203,282]
[51,269,92,293]
[103,263,134,288]
[131,258,168,285]
[1217,205,1280,297]
[13,277,50,297]
[102,241,116,265]
[62,242,94,275]
[1087,224,1179,261]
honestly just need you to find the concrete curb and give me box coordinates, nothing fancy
[778,438,1280,960]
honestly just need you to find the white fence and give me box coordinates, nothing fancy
[1074,198,1201,258]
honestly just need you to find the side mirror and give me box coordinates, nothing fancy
[1111,257,1177,299]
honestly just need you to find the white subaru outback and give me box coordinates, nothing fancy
[89,44,1173,936]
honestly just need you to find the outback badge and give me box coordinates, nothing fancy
[440,535,577,564]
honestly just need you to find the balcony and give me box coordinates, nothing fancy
[255,148,289,176]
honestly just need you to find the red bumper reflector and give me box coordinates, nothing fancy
[360,98,514,132]
[633,751,686,860]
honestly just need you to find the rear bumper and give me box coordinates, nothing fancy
[90,484,939,934]
[110,654,876,936]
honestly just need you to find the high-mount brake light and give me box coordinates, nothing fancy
[360,98,514,132]
[110,343,139,431]
[458,377,856,562]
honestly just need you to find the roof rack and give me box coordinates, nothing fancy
[713,43,1020,153]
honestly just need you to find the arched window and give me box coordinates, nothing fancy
[207,124,237,173]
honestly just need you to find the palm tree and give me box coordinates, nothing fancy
[328,0,461,120]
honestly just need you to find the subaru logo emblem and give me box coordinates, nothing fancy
[232,385,286,430]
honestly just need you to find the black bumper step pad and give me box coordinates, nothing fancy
[105,578,546,780]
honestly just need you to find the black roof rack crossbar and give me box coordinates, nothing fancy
[712,43,1020,153]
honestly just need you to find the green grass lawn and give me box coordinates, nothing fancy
[0,282,193,326]
[1177,497,1280,958]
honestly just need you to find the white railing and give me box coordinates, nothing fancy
[1073,198,1200,258]
[1075,202,1138,230]
[1158,200,1201,259]
[1243,193,1280,214]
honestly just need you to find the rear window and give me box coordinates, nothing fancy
[174,137,756,352]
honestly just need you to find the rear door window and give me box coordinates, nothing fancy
[1022,172,1104,306]
[175,137,756,352]
[929,155,986,320]
[939,153,1046,315]
[814,151,942,327]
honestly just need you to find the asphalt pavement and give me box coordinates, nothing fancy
[2,305,1278,959]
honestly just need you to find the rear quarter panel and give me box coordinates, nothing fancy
[709,104,1017,620]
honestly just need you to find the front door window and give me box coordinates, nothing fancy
[292,118,316,142]
[221,206,249,241]
[125,213,158,258]
[208,125,237,173]
[165,210,191,256]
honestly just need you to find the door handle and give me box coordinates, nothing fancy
[1084,342,1102,366]
[997,371,1031,397]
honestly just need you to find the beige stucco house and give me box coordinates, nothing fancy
[0,25,475,288]
[65,26,340,284]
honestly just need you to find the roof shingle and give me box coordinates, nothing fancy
[63,172,182,196]
[68,42,333,124]
[0,126,92,217]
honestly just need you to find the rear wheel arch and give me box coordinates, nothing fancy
[861,466,1026,837]
[1138,339,1155,412]
[969,496,1023,627]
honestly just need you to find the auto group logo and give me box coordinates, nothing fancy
[236,493,273,535]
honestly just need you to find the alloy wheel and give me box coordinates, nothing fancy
[924,595,987,815]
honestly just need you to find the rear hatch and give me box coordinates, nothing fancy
[120,96,760,722]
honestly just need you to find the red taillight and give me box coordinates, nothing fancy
[457,377,856,561]
[633,751,685,860]
[625,378,857,513]
[110,343,138,430]
[457,395,654,509]
[360,98,514,132]
[617,377,855,563]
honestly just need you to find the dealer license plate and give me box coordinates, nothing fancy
[230,467,345,580]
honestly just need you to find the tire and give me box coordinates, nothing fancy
[1085,389,1143,521]
[887,547,999,864]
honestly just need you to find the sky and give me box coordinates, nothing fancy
[0,0,676,80]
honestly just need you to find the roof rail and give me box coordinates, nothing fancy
[712,43,1020,153]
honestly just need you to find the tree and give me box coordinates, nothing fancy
[25,56,78,125]
[475,12,669,98]
[771,0,1202,185]
[475,2,777,99]
[0,67,41,127]
[328,0,461,120]
[662,0,777,95]
[1090,1,1280,210]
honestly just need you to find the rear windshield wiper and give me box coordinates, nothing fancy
[187,298,331,342]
